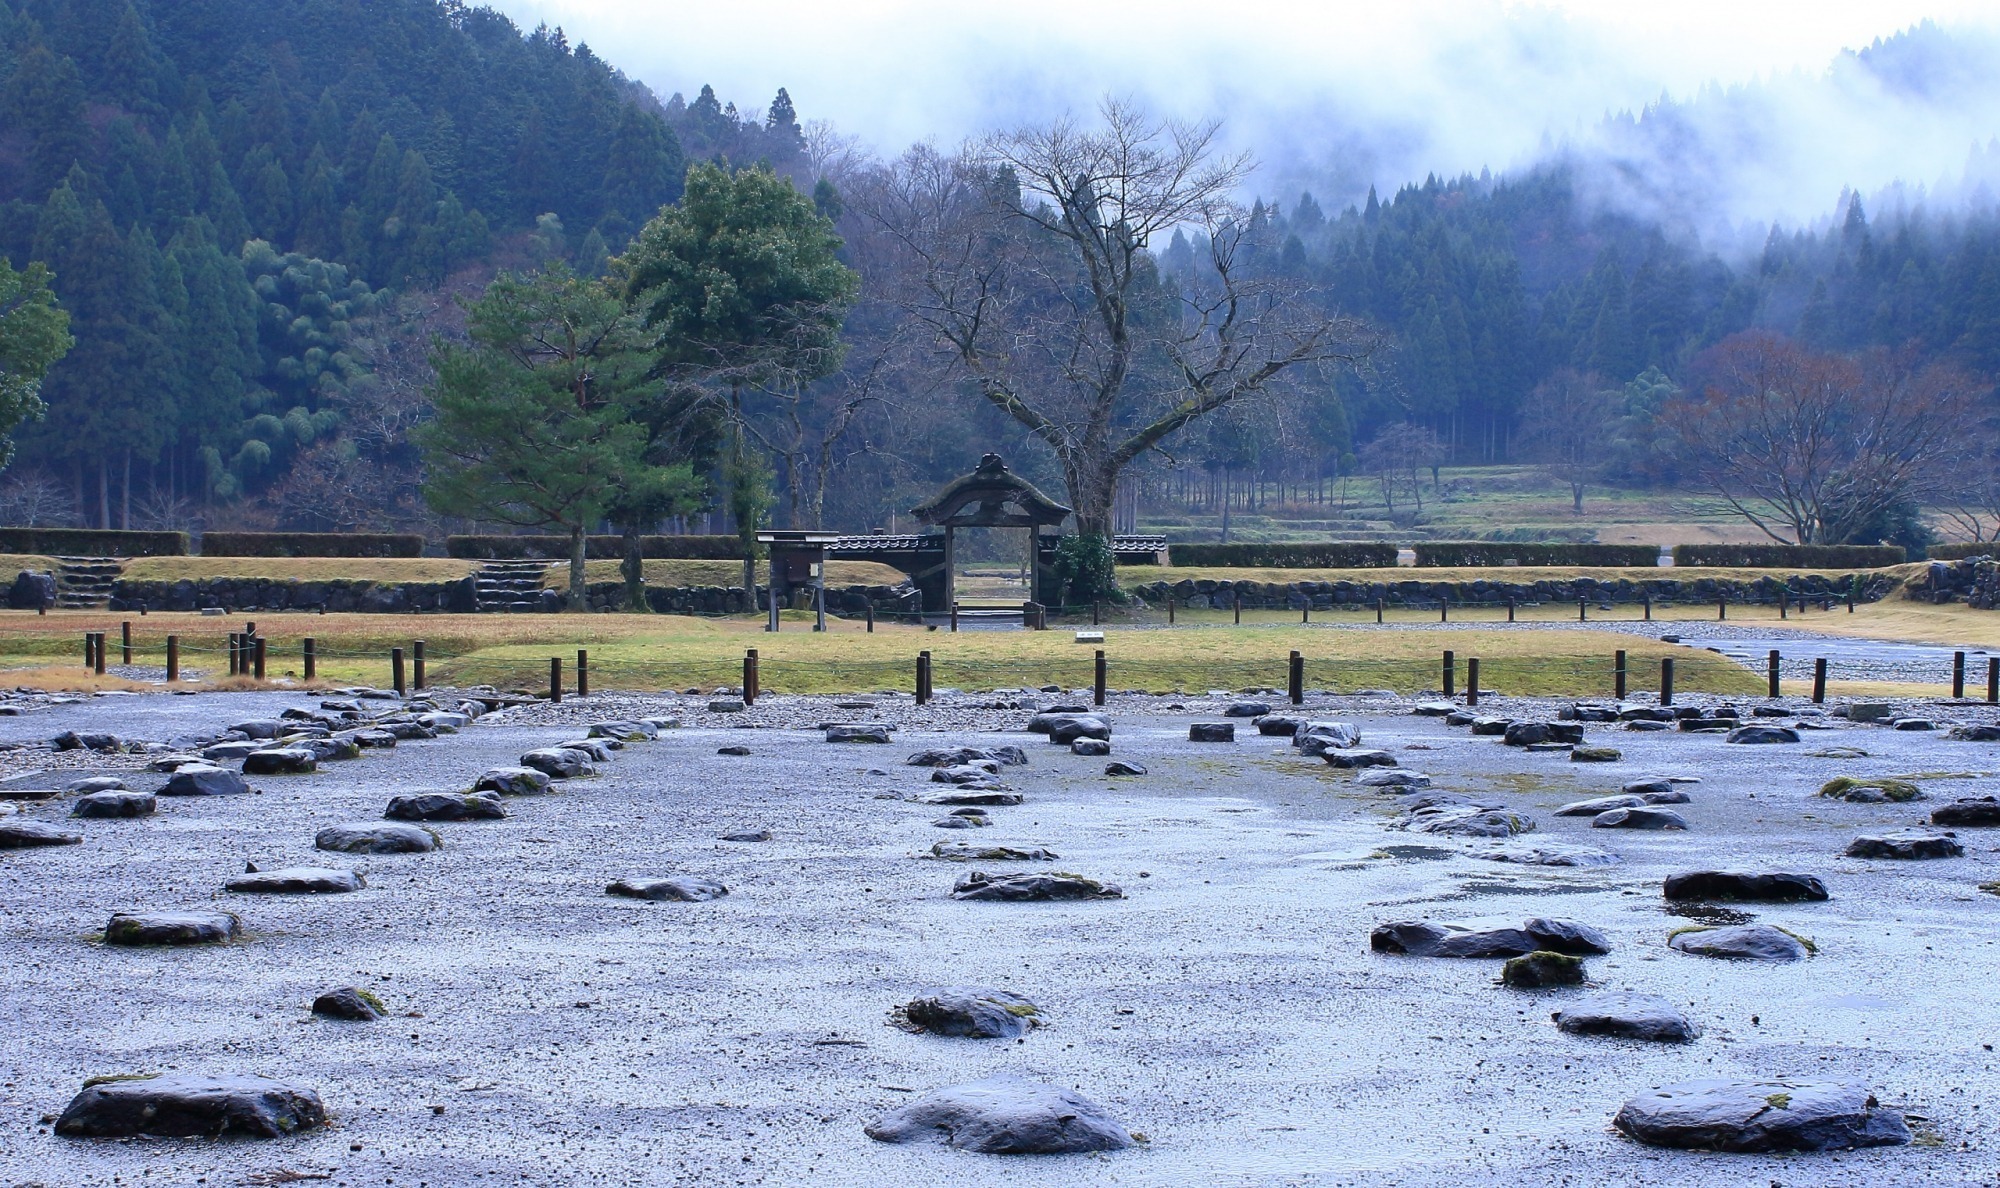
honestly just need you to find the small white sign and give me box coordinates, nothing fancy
[1075,630,1105,643]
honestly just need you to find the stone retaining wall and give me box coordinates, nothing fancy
[99,575,920,617]
[1908,558,2000,609]
[1132,572,1894,611]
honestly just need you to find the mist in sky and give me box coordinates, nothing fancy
[504,1,2000,235]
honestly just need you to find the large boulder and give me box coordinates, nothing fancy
[1662,870,1828,902]
[1398,801,1533,838]
[72,790,155,819]
[519,748,595,779]
[241,747,316,776]
[225,866,363,894]
[588,720,658,741]
[826,723,893,743]
[384,792,506,822]
[1554,991,1698,1042]
[863,1075,1130,1154]
[1668,923,1813,962]
[315,822,438,854]
[8,569,56,609]
[1371,918,1607,959]
[893,988,1043,1038]
[54,1073,327,1139]
[1592,806,1689,830]
[104,910,241,946]
[1614,1079,1909,1152]
[1295,721,1362,752]
[473,767,552,796]
[1932,797,2000,826]
[160,765,249,797]
[1845,830,1963,860]
[1725,725,1800,745]
[1188,723,1235,743]
[1819,777,1922,804]
[1321,748,1398,769]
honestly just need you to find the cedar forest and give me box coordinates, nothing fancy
[2,0,1998,549]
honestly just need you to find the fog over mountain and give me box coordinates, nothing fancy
[507,1,2000,241]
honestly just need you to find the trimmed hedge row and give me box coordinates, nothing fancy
[445,534,746,560]
[1413,542,1661,567]
[1925,542,1999,562]
[1168,542,1399,568]
[1671,544,1906,569]
[0,528,187,556]
[200,532,425,558]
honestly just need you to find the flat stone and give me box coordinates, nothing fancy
[1295,721,1362,751]
[928,842,1058,862]
[225,866,364,894]
[347,729,397,748]
[384,792,506,822]
[1592,806,1689,830]
[1932,796,2000,826]
[1614,1079,1908,1152]
[717,744,751,755]
[473,767,552,796]
[1554,991,1698,1042]
[551,738,616,761]
[1471,842,1621,867]
[1846,830,1963,860]
[53,731,126,753]
[932,813,991,828]
[1891,718,1935,731]
[1357,769,1431,789]
[54,1073,327,1139]
[227,719,287,740]
[200,740,265,763]
[719,829,772,842]
[0,787,57,801]
[1571,746,1622,762]
[104,910,241,946]
[863,1075,1130,1154]
[950,870,1122,901]
[160,765,250,797]
[0,819,84,847]
[707,699,746,713]
[1557,794,1646,816]
[1188,722,1235,742]
[1662,870,1828,902]
[606,876,728,901]
[1049,717,1110,744]
[1372,918,1607,958]
[150,754,206,772]
[1255,715,1303,736]
[925,790,1025,806]
[1412,701,1456,717]
[241,747,316,776]
[71,790,155,819]
[908,746,1027,767]
[1621,777,1678,797]
[299,736,362,762]
[1469,717,1514,736]
[1503,722,1585,746]
[1400,803,1534,837]
[64,776,128,795]
[315,822,438,854]
[588,720,658,741]
[1625,720,1672,732]
[1502,950,1586,987]
[1070,738,1110,756]
[893,988,1042,1038]
[1321,748,1398,769]
[1668,923,1813,961]
[1104,760,1147,777]
[827,724,893,743]
[1725,725,1800,744]
[519,748,595,779]
[1223,701,1272,717]
[311,986,385,1021]
[1948,723,2000,741]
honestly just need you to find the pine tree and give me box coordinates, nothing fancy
[3,43,91,201]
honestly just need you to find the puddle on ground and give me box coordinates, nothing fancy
[1661,904,1755,925]
[1369,844,1457,862]
[1454,880,1590,897]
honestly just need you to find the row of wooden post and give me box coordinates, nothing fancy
[1164,589,1860,623]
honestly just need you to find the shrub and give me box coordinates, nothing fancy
[0,528,187,556]
[1671,544,1905,568]
[1053,533,1120,606]
[1168,542,1399,568]
[446,534,746,560]
[200,532,424,558]
[1413,542,1660,567]
[1924,542,1999,562]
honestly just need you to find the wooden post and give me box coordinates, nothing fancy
[1288,650,1303,706]
[1779,592,1787,620]
[254,636,266,680]
[1234,593,1242,625]
[1466,658,1480,707]
[1847,581,1857,613]
[165,635,179,682]
[743,648,759,705]
[1442,649,1455,698]
[1954,651,1967,700]
[1644,594,1652,621]
[93,632,106,675]
[392,647,406,697]
[865,603,875,633]
[1168,596,1176,625]
[950,602,959,633]
[1507,597,1515,622]
[1767,649,1780,699]
[1717,596,1726,621]
[916,650,931,705]
[413,640,426,691]
[1578,598,1587,622]
[548,656,562,703]
[1439,598,1447,623]
[1093,649,1107,707]
[303,637,316,682]
[120,620,131,665]
[1302,602,1310,625]
[575,648,587,698]
[1615,650,1628,700]
[83,632,94,672]
[1660,657,1675,706]
[1375,597,1384,624]
[1812,658,1828,705]
[1988,657,1999,705]
[225,633,237,676]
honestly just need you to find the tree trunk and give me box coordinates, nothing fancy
[1572,483,1584,515]
[97,457,110,530]
[620,525,645,611]
[567,524,587,612]
[121,450,132,529]
[1062,451,1118,541]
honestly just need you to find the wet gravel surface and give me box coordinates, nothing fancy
[2,687,1999,1185]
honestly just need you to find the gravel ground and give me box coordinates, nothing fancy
[1,687,1999,1185]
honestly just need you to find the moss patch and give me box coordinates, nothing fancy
[81,1071,160,1088]
[1764,1092,1793,1110]
[1818,776,1922,803]
[1772,925,1819,954]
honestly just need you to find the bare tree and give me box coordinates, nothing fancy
[1517,367,1615,515]
[1670,332,1975,544]
[854,99,1370,537]
[0,470,77,526]
[1356,422,1440,516]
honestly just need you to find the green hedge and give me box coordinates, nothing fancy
[201,532,425,558]
[0,528,187,556]
[1168,542,1399,568]
[1924,542,1999,562]
[1413,542,1661,567]
[446,534,746,560]
[1671,544,1906,568]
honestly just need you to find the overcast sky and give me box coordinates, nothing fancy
[504,1,2000,230]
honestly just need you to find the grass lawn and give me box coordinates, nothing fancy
[552,559,908,589]
[120,557,480,583]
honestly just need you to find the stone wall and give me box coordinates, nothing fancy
[100,574,922,617]
[1907,558,2000,609]
[1131,572,1894,611]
